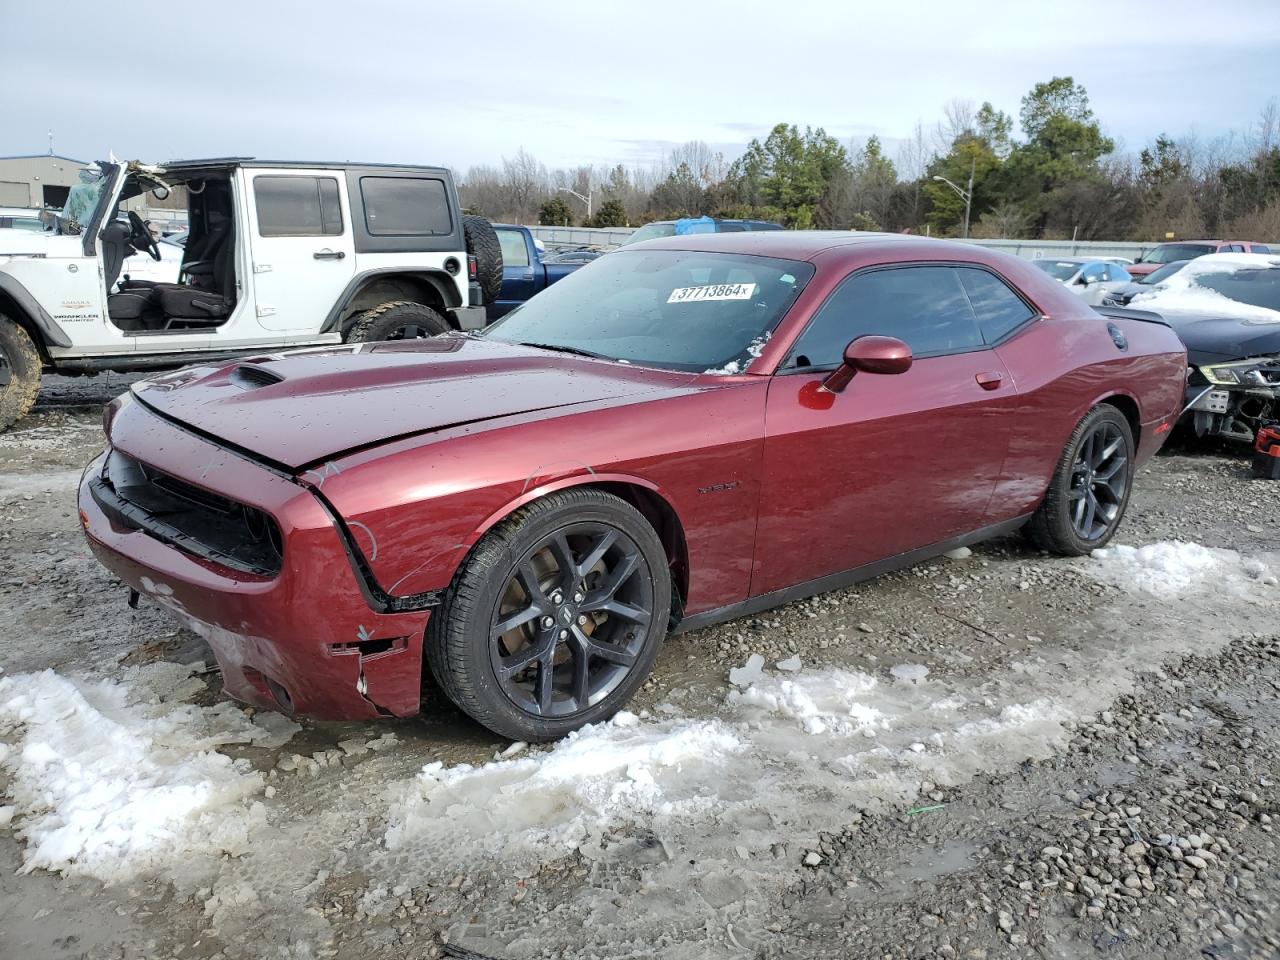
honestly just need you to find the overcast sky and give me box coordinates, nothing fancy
[4,0,1278,175]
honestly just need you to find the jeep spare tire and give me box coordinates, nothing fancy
[463,215,503,305]
[0,316,41,433]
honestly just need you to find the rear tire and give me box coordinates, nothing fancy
[0,316,41,433]
[1026,405,1134,556]
[425,488,670,741]
[463,216,503,305]
[345,300,450,342]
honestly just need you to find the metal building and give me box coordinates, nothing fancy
[0,153,90,209]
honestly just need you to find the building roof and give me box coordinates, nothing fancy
[0,153,88,164]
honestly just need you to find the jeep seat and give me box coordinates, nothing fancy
[107,287,162,331]
[157,230,236,319]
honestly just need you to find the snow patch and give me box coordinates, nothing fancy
[384,712,742,857]
[0,664,297,882]
[1089,541,1234,596]
[728,669,888,735]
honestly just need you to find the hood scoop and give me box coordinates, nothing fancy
[228,363,286,390]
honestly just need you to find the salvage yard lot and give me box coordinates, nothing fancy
[2,378,1279,960]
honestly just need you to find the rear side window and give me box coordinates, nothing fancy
[497,229,530,267]
[785,265,984,369]
[956,268,1036,344]
[1253,244,1272,254]
[254,176,343,237]
[360,177,452,236]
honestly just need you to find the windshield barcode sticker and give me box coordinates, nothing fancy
[667,283,757,303]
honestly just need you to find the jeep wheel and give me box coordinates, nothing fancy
[426,488,671,741]
[0,316,41,433]
[463,215,503,305]
[345,301,451,342]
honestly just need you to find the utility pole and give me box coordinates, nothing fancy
[558,186,592,220]
[932,154,975,239]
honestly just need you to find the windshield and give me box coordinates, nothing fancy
[1190,266,1280,313]
[483,249,815,373]
[1141,243,1214,265]
[1033,260,1080,281]
[1139,260,1188,285]
[61,169,108,228]
[620,222,676,246]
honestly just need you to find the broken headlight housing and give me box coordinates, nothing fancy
[1198,357,1280,387]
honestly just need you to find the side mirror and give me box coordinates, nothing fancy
[821,335,912,394]
[1077,275,1094,285]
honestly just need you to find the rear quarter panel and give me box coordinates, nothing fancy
[313,380,770,615]
[992,310,1185,520]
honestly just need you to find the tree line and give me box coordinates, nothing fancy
[457,77,1280,242]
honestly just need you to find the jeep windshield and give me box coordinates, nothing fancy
[482,249,814,373]
[59,167,110,233]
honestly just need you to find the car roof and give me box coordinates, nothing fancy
[628,230,971,261]
[1154,239,1224,245]
[157,157,450,175]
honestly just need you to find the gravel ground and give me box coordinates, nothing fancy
[1,374,1278,960]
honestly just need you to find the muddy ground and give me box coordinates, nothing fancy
[1,373,1278,960]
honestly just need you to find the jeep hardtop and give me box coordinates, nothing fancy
[0,157,503,430]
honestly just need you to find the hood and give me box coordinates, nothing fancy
[1157,312,1280,364]
[1127,262,1160,277]
[131,336,699,469]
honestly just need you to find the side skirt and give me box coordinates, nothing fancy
[672,513,1033,635]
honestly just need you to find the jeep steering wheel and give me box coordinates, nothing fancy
[127,210,161,261]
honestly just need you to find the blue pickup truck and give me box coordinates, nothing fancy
[490,224,585,320]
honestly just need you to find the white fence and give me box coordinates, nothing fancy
[528,225,1154,261]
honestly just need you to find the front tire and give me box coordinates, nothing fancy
[345,300,450,342]
[0,316,41,433]
[1026,404,1134,556]
[426,489,671,741]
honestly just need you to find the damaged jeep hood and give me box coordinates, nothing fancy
[131,336,697,470]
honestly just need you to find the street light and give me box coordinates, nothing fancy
[558,186,592,219]
[932,155,976,239]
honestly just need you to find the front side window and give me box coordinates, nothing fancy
[360,177,451,236]
[498,229,530,267]
[255,176,343,237]
[484,249,814,372]
[784,265,985,370]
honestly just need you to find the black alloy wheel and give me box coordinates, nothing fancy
[1026,404,1135,556]
[425,488,671,741]
[491,523,652,718]
[1068,419,1130,542]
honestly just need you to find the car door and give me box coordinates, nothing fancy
[753,264,1019,596]
[494,228,536,318]
[245,169,355,334]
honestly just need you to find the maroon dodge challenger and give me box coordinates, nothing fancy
[79,233,1187,740]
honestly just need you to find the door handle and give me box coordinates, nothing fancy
[314,249,346,260]
[975,371,1003,390]
[522,271,534,281]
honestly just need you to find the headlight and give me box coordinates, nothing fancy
[1198,358,1280,386]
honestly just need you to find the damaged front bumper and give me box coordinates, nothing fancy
[77,405,433,721]
[1184,357,1280,442]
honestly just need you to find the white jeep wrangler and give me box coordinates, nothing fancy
[0,158,503,430]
